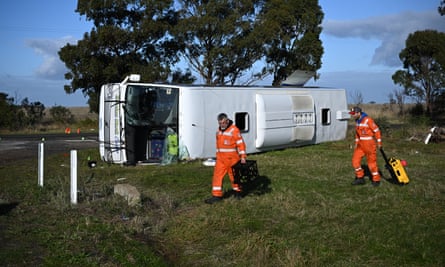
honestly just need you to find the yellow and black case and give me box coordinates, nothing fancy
[380,148,409,185]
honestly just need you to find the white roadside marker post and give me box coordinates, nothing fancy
[38,142,44,187]
[70,150,78,204]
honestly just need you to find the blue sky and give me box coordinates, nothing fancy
[0,0,444,107]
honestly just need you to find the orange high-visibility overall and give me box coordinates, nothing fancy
[211,122,246,197]
[352,114,382,182]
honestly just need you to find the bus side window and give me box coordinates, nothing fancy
[321,108,331,125]
[234,112,249,133]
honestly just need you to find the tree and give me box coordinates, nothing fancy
[391,88,406,116]
[173,0,265,85]
[439,0,445,16]
[49,106,74,124]
[0,93,32,130]
[261,0,323,85]
[0,93,15,129]
[59,0,182,112]
[173,0,324,86]
[349,90,363,106]
[61,0,324,110]
[21,98,45,127]
[171,68,196,84]
[392,30,445,117]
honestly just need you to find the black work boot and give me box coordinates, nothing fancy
[204,196,222,204]
[351,177,366,185]
[371,180,381,187]
[233,191,242,200]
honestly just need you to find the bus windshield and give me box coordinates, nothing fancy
[125,85,179,127]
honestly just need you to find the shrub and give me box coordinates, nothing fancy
[409,103,424,117]
[49,106,74,124]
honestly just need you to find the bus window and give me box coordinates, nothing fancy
[234,112,249,133]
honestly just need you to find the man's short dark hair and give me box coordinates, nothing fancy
[217,113,228,120]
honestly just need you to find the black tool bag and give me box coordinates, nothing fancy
[232,160,259,185]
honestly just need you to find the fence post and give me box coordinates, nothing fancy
[38,142,44,187]
[70,150,77,204]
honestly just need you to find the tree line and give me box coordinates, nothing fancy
[57,0,444,121]
[0,93,74,131]
[59,0,324,112]
[2,1,444,128]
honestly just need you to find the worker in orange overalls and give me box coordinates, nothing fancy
[205,113,247,204]
[349,106,382,186]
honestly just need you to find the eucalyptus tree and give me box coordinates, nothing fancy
[60,0,325,111]
[173,0,265,85]
[392,30,445,117]
[439,0,445,16]
[173,0,324,86]
[59,0,181,112]
[260,0,324,85]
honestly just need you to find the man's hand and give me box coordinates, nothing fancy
[240,158,246,164]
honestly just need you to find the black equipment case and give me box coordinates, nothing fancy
[232,160,259,185]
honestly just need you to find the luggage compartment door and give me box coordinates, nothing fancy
[256,94,315,149]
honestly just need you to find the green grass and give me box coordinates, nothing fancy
[1,127,444,266]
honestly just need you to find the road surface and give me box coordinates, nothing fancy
[0,133,98,166]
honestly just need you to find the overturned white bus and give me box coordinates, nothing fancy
[99,74,350,165]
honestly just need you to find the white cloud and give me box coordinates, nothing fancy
[25,36,77,80]
[322,10,445,67]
